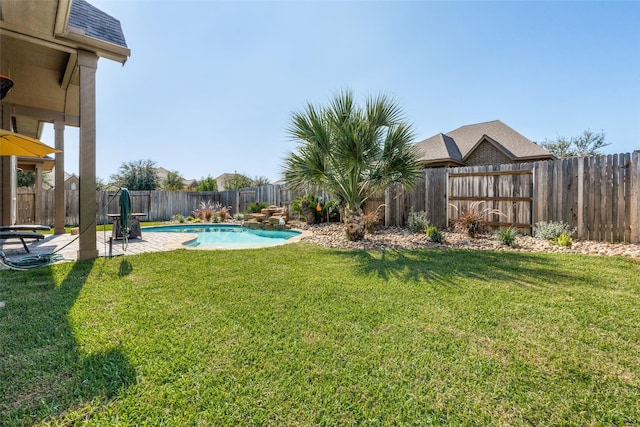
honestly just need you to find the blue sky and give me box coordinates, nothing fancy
[40,0,640,183]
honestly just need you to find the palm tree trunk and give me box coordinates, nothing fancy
[343,207,365,241]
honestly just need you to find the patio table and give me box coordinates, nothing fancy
[107,213,146,240]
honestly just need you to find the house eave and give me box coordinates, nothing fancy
[420,158,465,168]
[59,30,130,64]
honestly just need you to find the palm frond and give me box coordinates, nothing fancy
[283,89,420,211]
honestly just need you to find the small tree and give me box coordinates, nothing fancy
[110,159,160,190]
[251,176,271,187]
[541,129,609,158]
[18,171,52,188]
[163,170,185,191]
[195,175,218,192]
[224,172,253,190]
[283,90,422,240]
[17,170,36,188]
[96,177,109,191]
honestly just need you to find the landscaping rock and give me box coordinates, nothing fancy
[249,214,266,222]
[292,222,640,259]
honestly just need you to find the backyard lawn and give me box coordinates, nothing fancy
[1,244,639,425]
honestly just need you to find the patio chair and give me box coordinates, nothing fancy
[0,225,50,253]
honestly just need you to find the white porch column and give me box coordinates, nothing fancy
[77,50,99,260]
[35,162,43,224]
[54,120,66,234]
[1,104,17,225]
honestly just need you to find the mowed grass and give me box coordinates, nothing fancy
[1,244,639,425]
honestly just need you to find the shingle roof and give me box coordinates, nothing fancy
[68,0,127,48]
[414,120,552,165]
[414,133,464,165]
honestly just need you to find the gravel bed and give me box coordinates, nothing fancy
[292,222,640,259]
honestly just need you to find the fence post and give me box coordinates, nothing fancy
[577,157,585,239]
[531,164,537,236]
[631,152,640,243]
[445,170,450,230]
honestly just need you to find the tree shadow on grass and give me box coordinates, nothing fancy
[0,259,135,424]
[333,248,598,288]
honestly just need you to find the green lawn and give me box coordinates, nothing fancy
[1,244,639,425]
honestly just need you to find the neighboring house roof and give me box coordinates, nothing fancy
[214,173,235,191]
[156,167,197,189]
[64,172,79,182]
[154,167,171,181]
[183,179,198,188]
[68,0,128,48]
[415,120,553,166]
[415,133,465,166]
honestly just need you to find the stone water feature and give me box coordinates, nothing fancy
[243,205,291,230]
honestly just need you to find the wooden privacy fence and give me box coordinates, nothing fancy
[386,152,640,243]
[15,152,640,243]
[534,153,639,243]
[16,185,289,226]
[448,168,534,233]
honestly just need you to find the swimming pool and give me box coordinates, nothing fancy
[142,224,301,249]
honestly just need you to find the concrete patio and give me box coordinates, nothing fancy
[1,231,195,263]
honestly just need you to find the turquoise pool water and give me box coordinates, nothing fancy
[143,224,301,249]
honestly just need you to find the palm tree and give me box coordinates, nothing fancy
[283,90,422,240]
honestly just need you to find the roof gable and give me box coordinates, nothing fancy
[414,120,553,165]
[446,120,551,159]
[463,134,516,162]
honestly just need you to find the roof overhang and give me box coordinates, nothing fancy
[0,0,129,138]
[17,156,55,172]
[419,158,465,168]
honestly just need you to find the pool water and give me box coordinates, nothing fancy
[143,224,301,249]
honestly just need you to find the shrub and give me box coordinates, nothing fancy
[535,221,575,241]
[364,210,381,233]
[218,207,229,222]
[171,214,185,223]
[496,227,518,247]
[450,202,503,238]
[407,211,430,233]
[553,232,573,247]
[186,216,195,222]
[233,213,245,221]
[363,204,385,233]
[245,202,270,214]
[320,199,341,223]
[425,225,443,243]
[291,194,320,224]
[193,200,216,222]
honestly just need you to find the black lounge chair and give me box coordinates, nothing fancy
[0,228,47,253]
[0,224,51,232]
